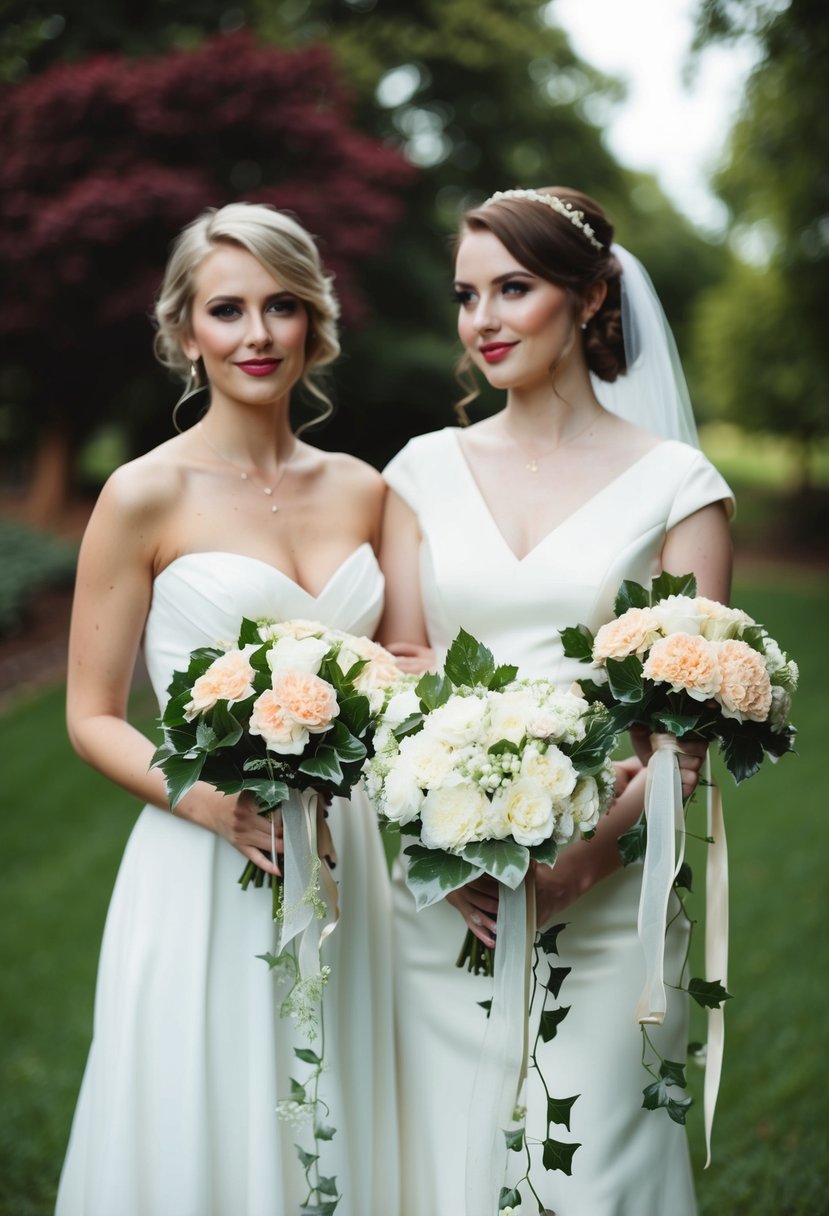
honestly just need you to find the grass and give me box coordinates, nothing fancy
[0,566,826,1215]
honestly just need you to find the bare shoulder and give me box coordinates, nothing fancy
[311,447,385,503]
[597,412,663,459]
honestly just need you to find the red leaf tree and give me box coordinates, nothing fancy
[0,33,414,520]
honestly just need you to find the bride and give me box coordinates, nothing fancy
[379,186,733,1215]
[56,202,398,1216]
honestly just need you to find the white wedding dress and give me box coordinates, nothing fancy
[384,428,733,1216]
[55,545,399,1216]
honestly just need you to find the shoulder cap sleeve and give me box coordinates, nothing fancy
[666,444,735,531]
[383,429,453,516]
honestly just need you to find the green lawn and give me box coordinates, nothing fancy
[0,567,826,1215]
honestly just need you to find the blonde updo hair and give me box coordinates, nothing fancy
[154,202,341,428]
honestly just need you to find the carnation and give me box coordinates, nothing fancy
[248,690,310,754]
[592,606,661,662]
[714,639,772,722]
[694,597,753,642]
[271,670,340,732]
[642,633,722,701]
[184,649,256,718]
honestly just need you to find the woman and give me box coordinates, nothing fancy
[56,203,398,1216]
[379,187,733,1215]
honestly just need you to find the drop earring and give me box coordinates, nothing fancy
[172,359,208,432]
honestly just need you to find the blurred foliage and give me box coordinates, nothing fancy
[0,519,76,636]
[689,0,829,477]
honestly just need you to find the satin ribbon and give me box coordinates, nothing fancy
[703,771,728,1167]
[637,733,686,1025]
[278,788,340,979]
[465,870,537,1216]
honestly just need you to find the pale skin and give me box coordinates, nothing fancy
[378,226,732,948]
[67,243,384,876]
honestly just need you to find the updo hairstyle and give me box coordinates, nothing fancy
[154,202,341,427]
[455,187,625,419]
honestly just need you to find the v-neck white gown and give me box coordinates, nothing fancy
[384,428,733,1216]
[55,546,399,1216]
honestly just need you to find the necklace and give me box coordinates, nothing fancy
[197,422,294,514]
[503,413,601,473]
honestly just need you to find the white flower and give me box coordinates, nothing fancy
[768,684,793,731]
[420,778,490,852]
[520,744,577,799]
[397,731,456,790]
[267,635,330,677]
[650,594,704,637]
[492,777,555,847]
[553,806,575,844]
[483,689,535,747]
[422,693,488,747]
[569,776,603,831]
[259,618,327,642]
[381,686,421,729]
[695,597,753,641]
[383,759,425,825]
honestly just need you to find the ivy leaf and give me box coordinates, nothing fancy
[539,1006,570,1043]
[567,711,618,774]
[652,710,702,737]
[606,656,644,703]
[718,728,765,784]
[294,1047,321,1065]
[687,977,733,1009]
[295,1144,319,1169]
[504,1126,524,1152]
[415,670,452,711]
[162,751,205,809]
[326,721,367,764]
[336,692,372,738]
[299,748,344,786]
[559,623,595,662]
[536,923,567,955]
[499,1187,522,1209]
[314,1121,337,1141]
[444,628,496,688]
[211,701,245,749]
[490,663,519,689]
[659,1059,687,1088]
[404,845,483,909]
[642,1079,693,1125]
[317,1175,339,1197]
[674,862,693,892]
[461,840,530,889]
[614,578,650,615]
[546,966,571,999]
[393,713,424,741]
[239,776,289,811]
[618,816,647,866]
[477,999,492,1015]
[650,571,697,602]
[530,837,559,868]
[289,1077,307,1102]
[300,1201,339,1216]
[542,1137,581,1175]
[547,1094,579,1130]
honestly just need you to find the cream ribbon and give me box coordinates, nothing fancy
[465,870,537,1216]
[703,772,728,1167]
[278,788,340,978]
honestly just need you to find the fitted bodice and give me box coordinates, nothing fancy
[143,545,384,709]
[384,428,733,684]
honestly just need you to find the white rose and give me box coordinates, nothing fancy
[420,779,490,852]
[695,596,753,641]
[520,744,577,799]
[267,635,330,677]
[398,731,456,790]
[570,776,602,831]
[382,687,422,729]
[492,777,555,847]
[484,689,535,747]
[422,693,488,747]
[383,759,425,825]
[650,594,704,637]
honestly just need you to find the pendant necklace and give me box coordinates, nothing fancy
[504,411,601,474]
[197,422,294,514]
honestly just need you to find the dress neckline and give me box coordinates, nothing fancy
[153,542,375,601]
[448,428,669,563]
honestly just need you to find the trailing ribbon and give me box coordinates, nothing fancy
[278,788,340,979]
[636,733,686,1025]
[703,771,728,1166]
[465,870,537,1216]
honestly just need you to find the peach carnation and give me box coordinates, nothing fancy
[642,633,721,701]
[714,639,772,722]
[249,690,310,754]
[593,607,661,662]
[271,670,340,733]
[184,650,255,718]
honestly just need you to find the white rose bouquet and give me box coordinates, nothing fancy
[561,571,798,1148]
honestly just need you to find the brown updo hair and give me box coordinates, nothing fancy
[454,187,625,418]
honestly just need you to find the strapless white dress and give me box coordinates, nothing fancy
[55,546,399,1216]
[384,429,734,1216]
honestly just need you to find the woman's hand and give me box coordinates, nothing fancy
[447,875,500,947]
[385,640,436,674]
[630,726,707,800]
[613,755,643,796]
[178,786,284,875]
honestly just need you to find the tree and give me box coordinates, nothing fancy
[0,33,413,520]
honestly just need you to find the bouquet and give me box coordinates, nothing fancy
[366,629,618,1211]
[561,571,797,1151]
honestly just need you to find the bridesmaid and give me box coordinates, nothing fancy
[56,202,398,1216]
[378,187,733,1215]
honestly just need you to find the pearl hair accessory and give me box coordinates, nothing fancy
[483,189,604,251]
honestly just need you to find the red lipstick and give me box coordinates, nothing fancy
[235,358,281,377]
[478,342,518,364]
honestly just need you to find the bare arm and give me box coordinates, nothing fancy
[376,488,434,673]
[66,466,281,874]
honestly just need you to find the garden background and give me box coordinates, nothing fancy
[1,1,827,1212]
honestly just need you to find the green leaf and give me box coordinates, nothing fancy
[404,844,483,909]
[415,670,452,711]
[530,836,559,868]
[718,727,765,784]
[650,571,697,602]
[642,1079,693,1124]
[504,1126,524,1152]
[547,1094,579,1130]
[674,862,693,892]
[542,1136,581,1175]
[559,623,595,662]
[490,663,519,689]
[317,1175,339,1197]
[567,710,618,774]
[499,1187,522,1209]
[161,751,205,809]
[539,1006,570,1042]
[299,748,344,786]
[314,1121,336,1141]
[536,923,567,955]
[461,839,530,889]
[618,816,647,866]
[336,692,372,738]
[294,1047,321,1065]
[211,700,245,749]
[326,721,367,764]
[239,776,289,811]
[289,1077,307,1102]
[606,655,644,703]
[652,710,702,737]
[444,628,496,688]
[393,713,424,740]
[477,999,492,1015]
[195,719,219,751]
[614,578,650,615]
[237,617,263,646]
[300,1202,339,1216]
[545,965,571,999]
[487,738,520,756]
[660,1059,688,1088]
[295,1144,319,1169]
[687,977,733,1009]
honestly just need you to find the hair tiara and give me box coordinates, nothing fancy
[482,188,604,251]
